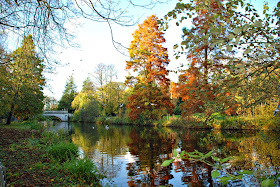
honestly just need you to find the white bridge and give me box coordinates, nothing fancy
[43,111,72,121]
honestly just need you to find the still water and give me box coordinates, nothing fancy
[50,122,280,186]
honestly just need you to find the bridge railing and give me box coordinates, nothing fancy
[43,110,69,114]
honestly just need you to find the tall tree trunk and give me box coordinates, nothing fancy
[6,103,15,125]
[204,45,208,86]
[6,92,19,125]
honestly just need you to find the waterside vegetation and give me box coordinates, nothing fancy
[95,101,280,131]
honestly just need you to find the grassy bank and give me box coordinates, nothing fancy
[159,113,280,131]
[0,121,104,186]
[97,112,280,131]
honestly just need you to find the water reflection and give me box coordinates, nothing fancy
[42,121,74,133]
[52,122,280,186]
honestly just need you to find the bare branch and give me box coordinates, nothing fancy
[0,0,164,65]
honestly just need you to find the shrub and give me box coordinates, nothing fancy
[64,158,104,184]
[47,142,79,163]
[20,121,44,130]
[220,116,247,130]
[95,116,108,125]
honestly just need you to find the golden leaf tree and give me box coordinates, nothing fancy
[125,15,174,123]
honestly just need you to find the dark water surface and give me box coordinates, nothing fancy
[50,122,280,186]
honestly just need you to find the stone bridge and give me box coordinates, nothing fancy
[43,111,72,121]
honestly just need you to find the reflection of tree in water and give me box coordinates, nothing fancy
[89,126,132,178]
[199,130,280,173]
[174,159,212,186]
[128,128,177,164]
[173,130,213,186]
[127,128,177,186]
[178,130,213,153]
[71,123,132,178]
[71,123,100,153]
[126,161,174,186]
[183,130,280,186]
[234,131,280,184]
[126,129,217,186]
[92,151,124,179]
[70,124,280,186]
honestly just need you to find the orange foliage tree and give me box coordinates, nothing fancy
[125,15,174,123]
[165,0,238,120]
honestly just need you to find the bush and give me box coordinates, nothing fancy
[64,158,104,184]
[106,116,133,125]
[47,142,79,163]
[31,114,52,121]
[95,116,108,125]
[220,116,247,130]
[72,100,99,122]
[157,115,204,128]
[20,121,44,130]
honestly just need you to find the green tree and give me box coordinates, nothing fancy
[92,63,118,115]
[0,64,11,117]
[58,75,77,112]
[72,77,99,122]
[102,82,126,116]
[125,15,174,123]
[228,1,280,113]
[3,35,45,124]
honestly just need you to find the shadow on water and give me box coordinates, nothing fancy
[47,122,280,186]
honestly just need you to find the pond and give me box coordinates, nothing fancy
[49,122,280,186]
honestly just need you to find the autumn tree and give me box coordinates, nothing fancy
[162,0,280,120]
[2,35,45,124]
[58,74,77,112]
[125,15,174,123]
[162,0,242,120]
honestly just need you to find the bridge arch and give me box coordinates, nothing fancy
[43,111,70,121]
